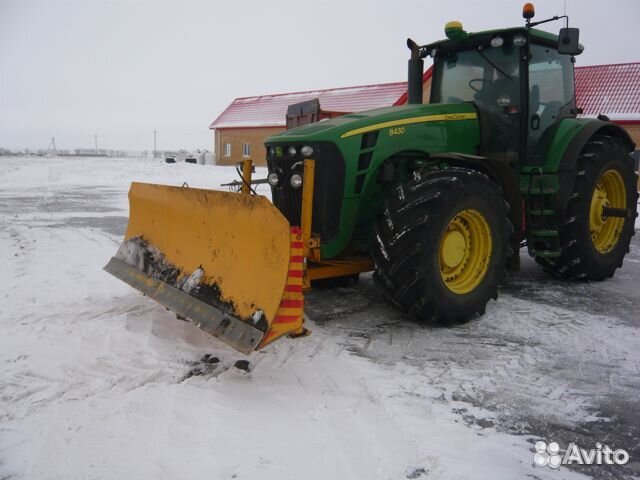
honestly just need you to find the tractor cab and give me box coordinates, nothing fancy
[412,8,582,166]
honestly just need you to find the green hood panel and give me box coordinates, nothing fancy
[267,103,478,143]
[265,102,481,259]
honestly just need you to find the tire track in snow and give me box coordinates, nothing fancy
[305,266,640,479]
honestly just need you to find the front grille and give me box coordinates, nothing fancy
[266,142,345,242]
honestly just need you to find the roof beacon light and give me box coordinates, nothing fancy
[523,3,535,20]
[445,21,467,40]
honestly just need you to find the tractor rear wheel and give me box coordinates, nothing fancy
[371,168,512,323]
[536,135,638,280]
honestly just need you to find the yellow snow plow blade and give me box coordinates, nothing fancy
[104,182,306,355]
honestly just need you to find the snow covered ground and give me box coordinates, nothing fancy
[0,156,638,480]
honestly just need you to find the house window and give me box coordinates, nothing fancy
[224,143,231,157]
[242,143,251,157]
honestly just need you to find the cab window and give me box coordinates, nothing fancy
[528,43,574,158]
[431,45,521,106]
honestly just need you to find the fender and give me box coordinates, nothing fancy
[429,153,522,269]
[553,120,635,216]
[558,120,635,171]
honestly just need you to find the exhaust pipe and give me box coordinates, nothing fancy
[407,38,424,105]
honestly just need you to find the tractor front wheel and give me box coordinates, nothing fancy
[371,168,512,323]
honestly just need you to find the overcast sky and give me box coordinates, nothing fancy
[1,0,638,152]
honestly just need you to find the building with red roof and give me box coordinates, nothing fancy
[575,62,640,143]
[209,62,639,166]
[209,82,407,165]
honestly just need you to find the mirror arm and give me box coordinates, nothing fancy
[527,15,568,29]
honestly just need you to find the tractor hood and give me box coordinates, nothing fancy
[264,101,481,260]
[266,102,479,144]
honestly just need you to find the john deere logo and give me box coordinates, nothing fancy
[275,146,283,157]
[444,114,468,121]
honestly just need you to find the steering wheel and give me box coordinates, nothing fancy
[468,78,490,93]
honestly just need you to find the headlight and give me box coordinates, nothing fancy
[300,145,314,157]
[513,34,527,46]
[267,172,280,186]
[268,146,275,157]
[290,174,303,189]
[287,146,297,156]
[490,36,504,48]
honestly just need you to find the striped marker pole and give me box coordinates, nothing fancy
[258,227,307,348]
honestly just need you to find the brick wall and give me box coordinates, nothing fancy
[214,126,285,166]
[620,123,640,189]
[619,123,640,148]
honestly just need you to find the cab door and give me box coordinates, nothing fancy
[526,43,576,164]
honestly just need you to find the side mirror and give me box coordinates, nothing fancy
[558,28,582,55]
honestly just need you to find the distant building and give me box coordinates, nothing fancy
[209,62,639,167]
[575,63,640,145]
[208,82,408,166]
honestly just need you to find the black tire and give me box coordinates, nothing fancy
[371,167,512,323]
[536,135,638,280]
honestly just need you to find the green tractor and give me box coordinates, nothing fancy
[265,4,639,322]
[106,3,639,355]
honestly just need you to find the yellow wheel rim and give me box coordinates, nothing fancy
[439,209,492,295]
[589,169,626,254]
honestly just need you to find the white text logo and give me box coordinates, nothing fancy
[533,441,630,469]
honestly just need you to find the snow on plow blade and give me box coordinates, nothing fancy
[104,182,305,355]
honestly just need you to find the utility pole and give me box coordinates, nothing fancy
[94,134,98,154]
[47,137,57,155]
[153,130,157,158]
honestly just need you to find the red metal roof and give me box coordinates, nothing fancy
[209,82,408,129]
[394,63,640,120]
[393,66,434,106]
[575,62,640,120]
[210,62,640,129]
